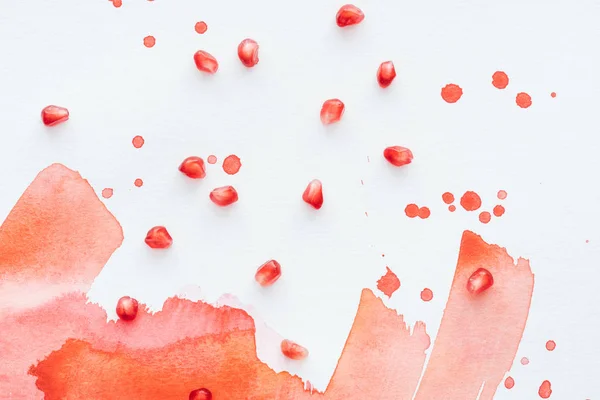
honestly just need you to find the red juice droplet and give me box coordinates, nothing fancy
[145,226,173,249]
[194,50,219,74]
[143,36,156,48]
[479,211,491,224]
[460,191,482,211]
[504,376,515,389]
[210,186,238,207]
[521,357,529,365]
[302,179,323,210]
[466,268,494,295]
[441,84,463,103]
[448,205,456,212]
[336,4,364,27]
[405,204,419,218]
[418,207,431,219]
[421,288,433,302]
[189,388,212,400]
[102,188,113,199]
[207,155,217,164]
[132,135,144,148]
[179,156,206,179]
[255,260,282,287]
[377,61,396,88]
[546,340,556,351]
[538,380,552,398]
[516,92,532,108]
[280,339,309,360]
[497,190,507,200]
[134,179,143,187]
[383,146,413,167]
[493,205,505,217]
[320,99,345,124]
[222,155,242,175]
[41,105,69,126]
[116,296,139,321]
[442,192,454,204]
[492,71,509,89]
[194,21,208,34]
[238,39,259,68]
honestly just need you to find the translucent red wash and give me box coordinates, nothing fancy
[336,4,365,27]
[238,39,259,67]
[189,388,212,400]
[41,105,69,126]
[466,268,494,294]
[377,61,396,88]
[383,146,413,166]
[194,51,219,74]
[179,156,206,179]
[255,260,282,287]
[116,296,139,321]
[302,179,324,209]
[320,99,345,124]
[280,339,309,360]
[145,226,173,249]
[210,186,238,206]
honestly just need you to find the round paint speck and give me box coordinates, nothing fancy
[492,71,509,89]
[102,188,113,199]
[551,92,557,98]
[421,288,433,302]
[132,135,145,148]
[405,204,419,218]
[546,340,556,351]
[493,205,505,217]
[448,205,456,212]
[516,92,532,108]
[460,191,482,211]
[442,192,454,204]
[520,357,529,365]
[497,190,507,200]
[441,84,463,103]
[222,154,242,175]
[418,207,431,219]
[134,178,143,187]
[479,211,491,224]
[143,36,156,48]
[207,155,217,164]
[195,21,208,34]
[504,376,515,389]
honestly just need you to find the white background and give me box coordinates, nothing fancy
[1,0,599,398]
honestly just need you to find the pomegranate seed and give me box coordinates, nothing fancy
[179,156,206,179]
[116,296,139,321]
[281,339,309,360]
[238,39,259,68]
[466,268,494,295]
[210,186,238,206]
[193,50,219,74]
[41,105,69,126]
[377,61,396,88]
[336,4,364,27]
[255,260,282,287]
[320,99,345,125]
[383,146,413,167]
[145,226,173,249]
[189,388,212,400]
[302,179,323,209]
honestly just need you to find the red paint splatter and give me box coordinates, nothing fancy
[420,288,433,302]
[194,21,208,34]
[336,4,365,27]
[255,260,282,287]
[207,155,217,164]
[442,192,454,204]
[210,186,238,207]
[551,92,557,98]
[132,135,144,148]
[145,226,173,249]
[320,99,345,124]
[143,36,156,48]
[460,191,482,211]
[41,105,69,126]
[441,84,463,103]
[504,376,515,389]
[377,61,396,88]
[539,380,552,398]
[134,178,143,187]
[516,92,532,108]
[418,207,431,219]
[521,357,529,365]
[280,339,309,360]
[479,211,491,224]
[194,51,219,74]
[302,179,323,209]
[222,154,242,175]
[448,205,456,212]
[101,188,113,199]
[497,190,507,200]
[492,71,509,89]
[493,205,505,217]
[546,340,556,351]
[377,267,400,298]
[405,203,419,218]
[238,39,259,68]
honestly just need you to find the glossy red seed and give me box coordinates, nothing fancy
[281,339,309,360]
[193,50,219,74]
[210,186,238,206]
[179,156,206,179]
[41,105,69,126]
[302,179,323,209]
[238,39,259,68]
[255,260,282,287]
[320,99,345,125]
[466,268,494,295]
[336,4,365,27]
[383,146,413,167]
[377,61,396,88]
[116,296,139,321]
[189,388,212,400]
[145,226,173,249]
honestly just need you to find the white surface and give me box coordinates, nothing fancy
[0,0,599,398]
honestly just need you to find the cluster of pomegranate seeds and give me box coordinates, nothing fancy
[466,268,494,295]
[255,260,282,287]
[280,339,309,360]
[238,39,260,67]
[145,226,173,249]
[189,388,212,400]
[377,61,396,88]
[320,99,345,124]
[194,50,219,74]
[179,156,206,179]
[41,105,69,126]
[383,146,413,166]
[210,185,238,206]
[302,179,324,209]
[336,4,365,27]
[116,296,139,321]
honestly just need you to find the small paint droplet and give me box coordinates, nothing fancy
[302,179,323,210]
[497,190,507,200]
[546,340,556,351]
[516,92,532,108]
[442,192,454,204]
[116,296,138,321]
[377,267,400,298]
[210,186,239,207]
[223,154,242,175]
[405,204,419,218]
[194,21,208,34]
[281,339,309,360]
[189,388,212,400]
[538,380,552,398]
[493,205,505,217]
[448,205,456,212]
[143,36,156,48]
[460,191,482,211]
[255,260,282,287]
[505,376,515,389]
[551,92,556,98]
[418,207,431,219]
[134,179,143,187]
[381,254,385,257]
[132,135,144,148]
[207,155,217,164]
[102,188,113,199]
[441,84,463,103]
[421,288,433,302]
[479,211,491,224]
[492,71,509,89]
[112,0,122,7]
[521,357,529,365]
[320,99,345,124]
[467,268,494,295]
[336,4,365,27]
[145,226,173,249]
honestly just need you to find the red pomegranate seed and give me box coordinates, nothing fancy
[210,186,238,206]
[238,39,259,68]
[41,105,69,126]
[383,146,413,167]
[145,226,173,249]
[255,260,282,287]
[116,296,139,321]
[281,339,309,360]
[302,179,323,209]
[193,50,219,74]
[189,388,212,400]
[336,4,364,27]
[179,156,206,179]
[320,99,345,125]
[377,61,396,88]
[466,268,494,295]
